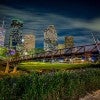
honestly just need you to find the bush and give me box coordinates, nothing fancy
[0,68,100,100]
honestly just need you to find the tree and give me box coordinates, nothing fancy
[34,48,45,54]
[0,46,7,58]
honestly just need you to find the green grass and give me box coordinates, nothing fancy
[18,61,100,72]
[0,69,100,100]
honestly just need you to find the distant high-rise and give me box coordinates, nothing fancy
[23,34,35,52]
[44,25,58,51]
[9,19,23,50]
[65,36,74,48]
[0,21,5,46]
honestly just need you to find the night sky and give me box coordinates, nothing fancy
[0,0,100,48]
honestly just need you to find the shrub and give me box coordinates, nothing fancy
[0,68,100,100]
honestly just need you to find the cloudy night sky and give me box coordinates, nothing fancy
[0,0,100,48]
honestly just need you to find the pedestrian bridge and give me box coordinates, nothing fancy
[0,43,100,73]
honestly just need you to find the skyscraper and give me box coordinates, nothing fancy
[23,34,35,52]
[0,21,5,47]
[9,19,23,50]
[44,25,58,51]
[65,36,74,48]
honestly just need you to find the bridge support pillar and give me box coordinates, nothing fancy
[13,65,17,73]
[5,61,9,73]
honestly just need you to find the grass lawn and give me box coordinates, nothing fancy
[18,61,100,72]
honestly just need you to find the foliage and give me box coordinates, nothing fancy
[12,51,20,59]
[0,69,100,100]
[0,46,7,57]
[34,48,45,54]
[28,49,35,55]
[25,48,44,55]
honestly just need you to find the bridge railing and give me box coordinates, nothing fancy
[8,43,100,62]
[32,43,100,58]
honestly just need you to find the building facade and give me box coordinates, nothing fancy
[65,36,74,48]
[9,19,23,50]
[44,25,58,51]
[23,34,35,52]
[0,26,5,47]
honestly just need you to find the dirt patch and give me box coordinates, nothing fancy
[79,90,100,100]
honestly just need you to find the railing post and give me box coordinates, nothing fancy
[5,60,10,73]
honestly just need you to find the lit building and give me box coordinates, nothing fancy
[23,34,35,52]
[57,44,65,49]
[9,19,23,50]
[0,21,5,47]
[44,25,58,51]
[65,36,74,48]
[0,27,5,46]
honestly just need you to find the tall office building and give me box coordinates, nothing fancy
[0,21,5,46]
[65,36,74,48]
[44,25,58,51]
[9,19,23,50]
[23,34,35,52]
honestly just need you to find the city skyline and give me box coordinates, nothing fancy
[0,0,100,48]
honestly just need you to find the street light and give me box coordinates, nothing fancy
[22,39,24,43]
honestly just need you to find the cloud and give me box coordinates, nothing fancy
[67,18,100,31]
[1,5,100,31]
[0,5,100,47]
[46,14,100,31]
